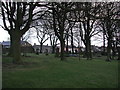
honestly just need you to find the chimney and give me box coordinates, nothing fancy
[34,43,36,46]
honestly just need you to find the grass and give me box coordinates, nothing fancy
[2,54,118,88]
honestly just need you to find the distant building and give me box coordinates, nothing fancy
[64,45,78,53]
[99,46,107,52]
[1,41,34,54]
[56,45,85,53]
[33,43,52,53]
[91,45,102,52]
[2,41,10,49]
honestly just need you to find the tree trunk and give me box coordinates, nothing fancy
[84,37,91,60]
[103,29,106,55]
[40,43,43,53]
[60,40,65,61]
[106,37,112,61]
[78,45,80,61]
[117,47,120,60]
[111,41,116,60]
[84,42,88,59]
[71,29,74,54]
[52,46,55,54]
[89,39,92,59]
[66,34,69,54]
[12,31,22,64]
[86,42,89,60]
[116,38,120,60]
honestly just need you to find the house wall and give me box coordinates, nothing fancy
[33,45,52,53]
[57,46,81,53]
[2,41,34,54]
[2,46,34,54]
[21,46,34,53]
[42,46,52,53]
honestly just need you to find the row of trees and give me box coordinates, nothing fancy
[1,1,120,63]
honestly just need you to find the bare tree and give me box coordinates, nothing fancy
[67,2,101,60]
[35,21,49,53]
[51,2,74,60]
[97,2,120,61]
[49,34,58,53]
[40,12,59,54]
[1,1,47,63]
[21,28,35,43]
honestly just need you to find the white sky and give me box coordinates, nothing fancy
[0,28,10,42]
[0,27,103,46]
[0,1,105,47]
[0,26,52,46]
[0,18,103,47]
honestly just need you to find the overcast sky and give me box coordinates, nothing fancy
[0,28,9,42]
[0,18,104,47]
[0,27,104,47]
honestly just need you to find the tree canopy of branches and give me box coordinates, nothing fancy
[50,2,75,60]
[1,1,48,63]
[97,2,120,61]
[66,2,102,59]
[35,21,49,53]
[1,1,120,63]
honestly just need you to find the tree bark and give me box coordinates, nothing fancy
[12,31,22,64]
[106,37,112,61]
[89,39,92,59]
[116,38,120,60]
[52,46,55,54]
[71,28,74,54]
[111,41,116,60]
[84,36,92,60]
[103,29,106,55]
[66,34,69,54]
[40,43,43,53]
[86,42,89,60]
[117,47,120,60]
[60,40,65,61]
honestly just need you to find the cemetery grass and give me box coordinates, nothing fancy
[2,54,118,88]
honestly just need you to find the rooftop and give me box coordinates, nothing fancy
[1,41,31,46]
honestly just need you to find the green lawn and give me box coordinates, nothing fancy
[2,54,118,88]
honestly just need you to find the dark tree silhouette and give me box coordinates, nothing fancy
[67,2,101,60]
[98,2,120,61]
[35,21,49,53]
[51,2,74,60]
[1,2,47,63]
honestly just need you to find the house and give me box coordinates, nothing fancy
[1,41,10,54]
[2,41,10,49]
[91,45,101,52]
[33,43,52,53]
[99,46,107,52]
[1,41,34,54]
[56,45,85,53]
[20,41,34,53]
